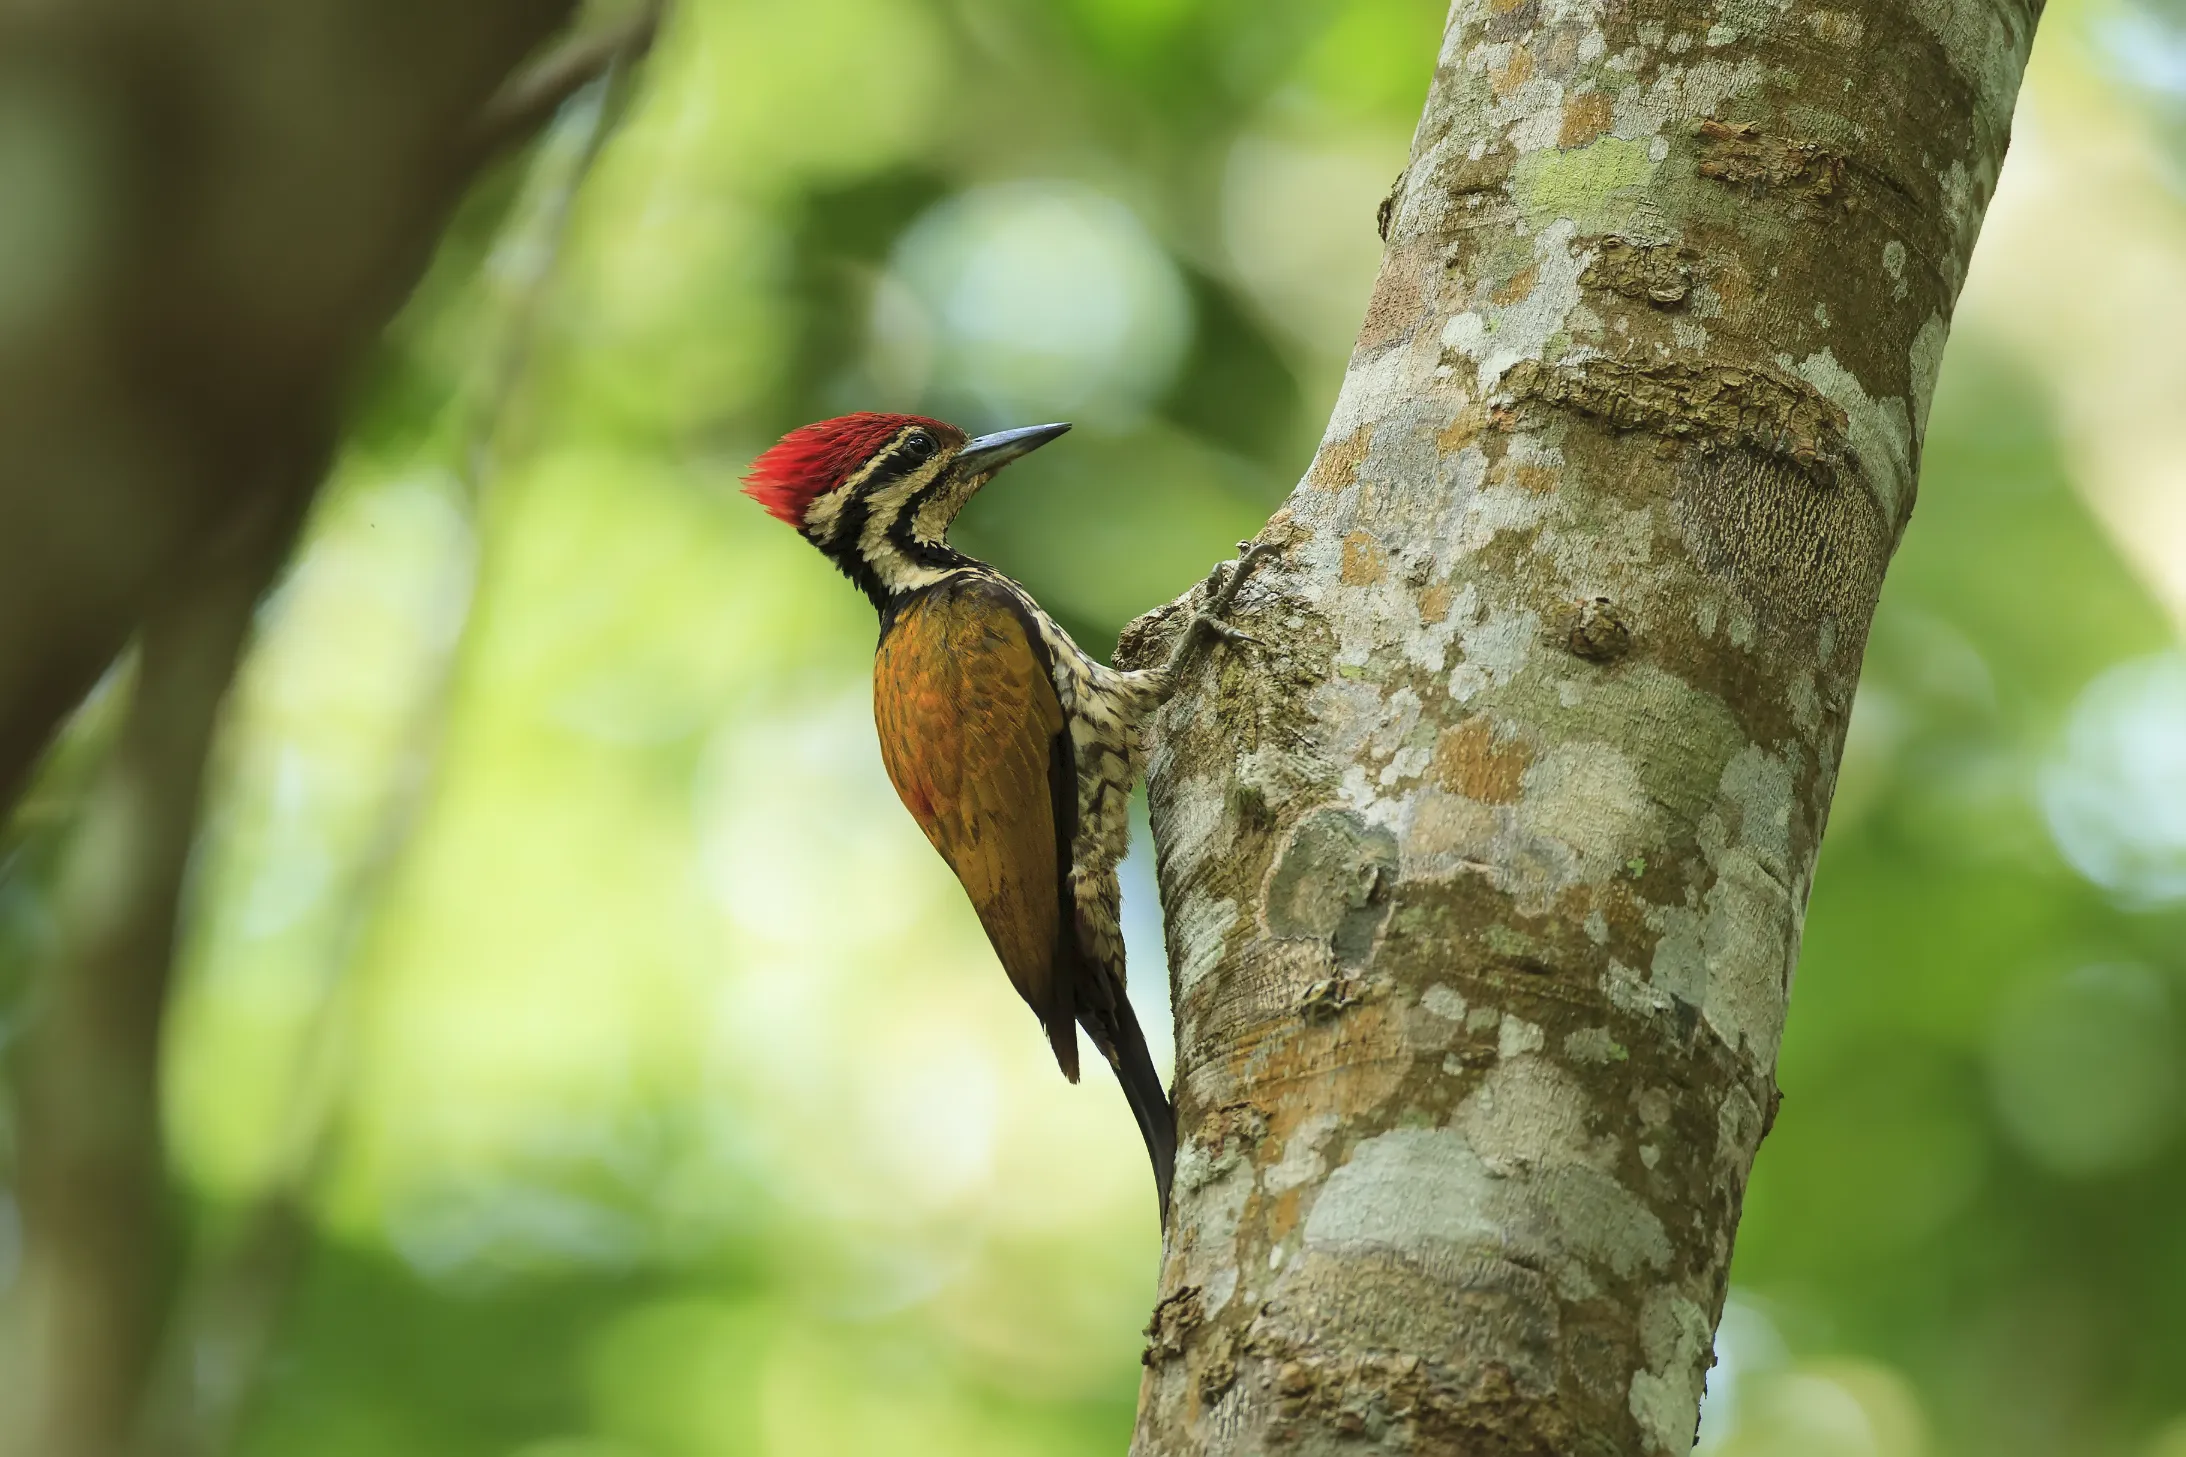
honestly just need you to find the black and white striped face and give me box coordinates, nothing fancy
[801,422,949,555]
[802,420,1071,603]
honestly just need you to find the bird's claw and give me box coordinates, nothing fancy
[1171,537,1279,674]
[1209,538,1278,621]
[1195,613,1260,647]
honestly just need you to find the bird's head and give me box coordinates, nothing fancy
[742,413,1069,597]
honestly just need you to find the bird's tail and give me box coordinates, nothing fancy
[1087,997,1177,1223]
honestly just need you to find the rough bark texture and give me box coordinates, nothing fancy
[1119,3,2039,1453]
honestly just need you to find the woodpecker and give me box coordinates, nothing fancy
[742,412,1269,1219]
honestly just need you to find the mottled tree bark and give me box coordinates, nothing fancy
[1121,4,2040,1454]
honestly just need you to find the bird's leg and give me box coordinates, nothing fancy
[1164,537,1280,678]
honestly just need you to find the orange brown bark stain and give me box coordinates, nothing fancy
[1433,717,1532,804]
[1419,582,1454,624]
[1358,253,1428,351]
[1559,91,1613,149]
[1340,531,1388,585]
[1437,403,1488,456]
[1230,1003,1410,1127]
[1310,426,1371,493]
[1490,46,1533,97]
[1491,263,1539,307]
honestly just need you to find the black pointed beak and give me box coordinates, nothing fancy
[954,422,1070,478]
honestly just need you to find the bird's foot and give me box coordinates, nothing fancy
[1169,538,1279,673]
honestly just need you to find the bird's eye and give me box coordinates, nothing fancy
[904,430,936,460]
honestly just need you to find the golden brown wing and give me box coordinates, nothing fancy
[873,576,1080,1077]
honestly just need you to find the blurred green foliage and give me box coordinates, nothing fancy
[3,1,2185,1455]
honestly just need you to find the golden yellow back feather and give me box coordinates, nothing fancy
[872,577,1081,1078]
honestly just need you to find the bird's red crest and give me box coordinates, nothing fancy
[742,412,960,527]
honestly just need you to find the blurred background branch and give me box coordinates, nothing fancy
[4,492,306,1457]
[471,1,666,161]
[132,57,648,1457]
[0,1,584,816]
[0,5,661,1455]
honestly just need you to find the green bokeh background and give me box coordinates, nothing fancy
[8,2,2186,1454]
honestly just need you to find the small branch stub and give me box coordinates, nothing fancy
[1694,117,1851,211]
[1376,169,1406,242]
[1565,596,1633,664]
[1144,1286,1206,1367]
[1583,238,1695,309]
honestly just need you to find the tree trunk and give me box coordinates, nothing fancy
[1120,4,2040,1453]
